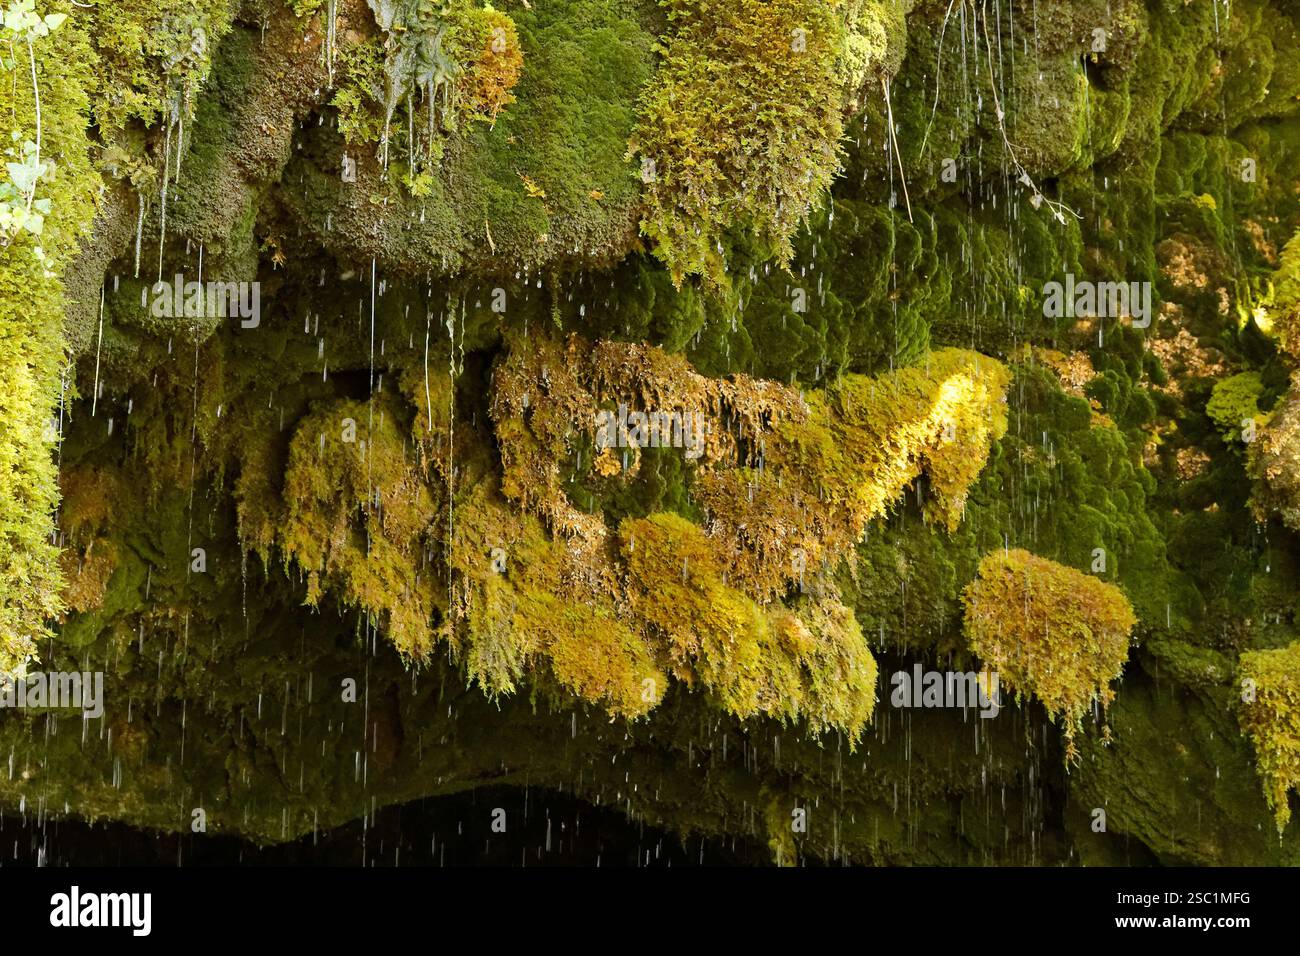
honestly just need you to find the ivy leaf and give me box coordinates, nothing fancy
[6,160,36,193]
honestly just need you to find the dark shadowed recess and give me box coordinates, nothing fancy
[0,785,766,866]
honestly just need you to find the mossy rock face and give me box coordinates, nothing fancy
[279,0,660,275]
[1070,661,1300,866]
[0,437,1056,862]
[162,14,327,262]
[1,5,102,670]
[7,0,1300,866]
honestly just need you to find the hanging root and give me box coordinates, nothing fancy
[919,0,957,160]
[881,77,914,223]
[975,0,1082,226]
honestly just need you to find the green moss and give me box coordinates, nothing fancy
[1206,371,1266,443]
[3,0,1299,869]
[0,3,100,671]
[87,0,240,144]
[1239,643,1300,832]
[1266,231,1300,360]
[265,396,443,659]
[619,512,877,740]
[446,477,664,717]
[963,547,1136,759]
[1071,663,1288,865]
[285,0,657,273]
[491,331,1009,602]
[630,0,872,285]
[335,0,524,173]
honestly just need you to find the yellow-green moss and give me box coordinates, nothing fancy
[275,397,443,659]
[631,0,878,285]
[444,2,523,124]
[331,0,523,187]
[1239,643,1300,833]
[696,347,1012,596]
[450,481,663,717]
[622,512,788,708]
[620,512,876,738]
[1267,231,1300,362]
[234,330,908,735]
[1207,371,1267,444]
[963,548,1135,759]
[0,3,100,672]
[88,0,239,144]
[492,333,1011,601]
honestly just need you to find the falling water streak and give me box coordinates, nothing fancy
[191,243,204,447]
[185,244,204,580]
[326,0,337,87]
[978,1,1077,227]
[91,285,104,417]
[368,258,377,499]
[55,358,69,475]
[445,300,457,640]
[175,107,185,185]
[133,192,144,278]
[423,312,433,443]
[919,0,958,158]
[994,0,1004,88]
[157,112,173,283]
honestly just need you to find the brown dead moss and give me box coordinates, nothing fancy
[59,540,119,615]
[235,333,1002,737]
[492,333,1011,600]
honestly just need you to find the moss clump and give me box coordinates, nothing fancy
[338,0,524,181]
[1266,231,1300,361]
[286,0,656,273]
[694,347,1011,597]
[1206,371,1266,444]
[446,480,876,734]
[448,3,523,124]
[1239,643,1300,833]
[87,0,239,144]
[55,465,124,615]
[217,324,931,734]
[620,512,877,739]
[58,539,118,614]
[0,3,100,672]
[266,396,444,659]
[963,548,1136,758]
[491,332,1010,600]
[631,0,880,285]
[449,479,664,718]
[1252,378,1300,532]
